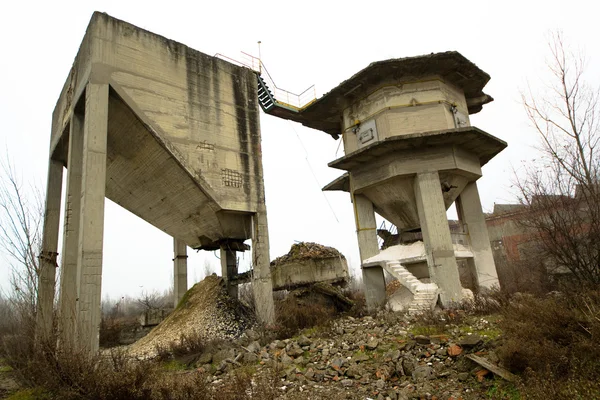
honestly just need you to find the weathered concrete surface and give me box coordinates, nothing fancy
[262,52,493,138]
[50,12,268,250]
[415,172,463,305]
[271,257,349,291]
[220,247,238,298]
[35,159,63,344]
[42,12,275,351]
[456,182,499,289]
[353,194,386,310]
[58,111,84,348]
[76,82,109,354]
[173,239,188,308]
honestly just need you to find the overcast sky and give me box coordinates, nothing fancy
[1,0,599,299]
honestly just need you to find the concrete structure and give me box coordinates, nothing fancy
[260,52,506,310]
[271,256,349,291]
[36,12,275,353]
[173,239,188,308]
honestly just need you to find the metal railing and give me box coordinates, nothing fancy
[215,52,317,111]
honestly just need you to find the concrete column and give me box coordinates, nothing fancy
[414,171,463,305]
[353,193,386,310]
[251,209,275,325]
[220,247,238,299]
[58,112,84,348]
[76,82,109,354]
[35,158,63,345]
[456,181,499,289]
[173,238,188,308]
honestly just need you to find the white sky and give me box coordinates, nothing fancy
[1,0,599,299]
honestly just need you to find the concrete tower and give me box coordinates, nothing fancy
[36,12,275,353]
[259,52,506,310]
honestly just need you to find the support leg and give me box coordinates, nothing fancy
[456,181,499,289]
[58,112,84,348]
[76,82,109,354]
[35,159,63,345]
[220,246,238,299]
[353,193,386,310]
[251,209,274,325]
[173,238,188,308]
[414,172,463,305]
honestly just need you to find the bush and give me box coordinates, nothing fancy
[274,294,336,339]
[498,290,600,398]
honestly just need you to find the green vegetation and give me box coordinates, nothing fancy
[6,388,52,400]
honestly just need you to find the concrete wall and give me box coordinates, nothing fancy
[271,258,349,291]
[51,12,268,248]
[341,79,470,155]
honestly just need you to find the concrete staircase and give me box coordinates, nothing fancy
[384,261,439,313]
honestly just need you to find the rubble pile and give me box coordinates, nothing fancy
[271,242,345,267]
[190,314,509,399]
[128,275,255,359]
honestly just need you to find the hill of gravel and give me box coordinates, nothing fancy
[128,275,255,359]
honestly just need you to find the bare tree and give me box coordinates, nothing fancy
[0,158,44,320]
[516,32,600,286]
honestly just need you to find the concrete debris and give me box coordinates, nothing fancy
[466,354,518,382]
[285,283,354,313]
[271,242,345,266]
[186,312,510,399]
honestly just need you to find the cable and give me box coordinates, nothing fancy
[287,120,340,223]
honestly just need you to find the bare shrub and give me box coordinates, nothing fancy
[274,295,335,339]
[516,32,600,288]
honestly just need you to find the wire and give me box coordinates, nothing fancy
[287,121,340,223]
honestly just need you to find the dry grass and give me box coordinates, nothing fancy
[498,289,600,399]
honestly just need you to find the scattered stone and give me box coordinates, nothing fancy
[341,379,354,387]
[415,335,431,345]
[459,334,482,348]
[366,339,379,350]
[412,365,434,381]
[447,344,463,357]
[457,372,469,381]
[297,336,312,347]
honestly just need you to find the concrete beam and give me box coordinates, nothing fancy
[35,158,63,345]
[59,112,84,348]
[251,209,274,325]
[353,194,386,310]
[414,171,463,305]
[456,181,499,289]
[220,247,238,299]
[76,82,109,354]
[173,238,188,308]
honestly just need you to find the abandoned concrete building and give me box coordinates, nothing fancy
[36,13,274,353]
[261,53,506,311]
[36,12,506,352]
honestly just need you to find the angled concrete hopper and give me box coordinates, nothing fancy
[259,52,506,310]
[36,12,274,353]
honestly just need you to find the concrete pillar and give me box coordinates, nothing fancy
[353,193,386,310]
[414,171,463,305]
[76,82,109,354]
[173,238,188,308]
[58,111,84,348]
[220,246,238,299]
[35,158,63,345]
[251,209,275,325]
[456,181,499,289]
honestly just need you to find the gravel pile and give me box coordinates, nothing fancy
[128,274,255,359]
[271,242,345,267]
